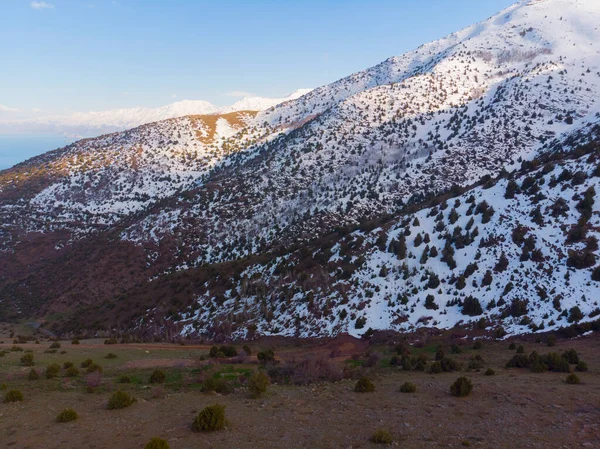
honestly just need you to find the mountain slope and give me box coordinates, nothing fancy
[171,123,600,339]
[121,0,600,266]
[1,0,600,339]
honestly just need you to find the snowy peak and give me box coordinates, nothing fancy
[0,90,312,138]
[259,0,600,128]
[227,89,313,113]
[50,100,222,130]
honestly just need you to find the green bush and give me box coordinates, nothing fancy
[28,368,40,380]
[86,363,103,374]
[145,438,170,449]
[49,342,61,349]
[561,349,579,365]
[242,345,252,355]
[435,348,445,361]
[46,363,61,379]
[10,345,23,352]
[575,361,588,372]
[528,351,540,364]
[516,345,525,354]
[104,338,118,345]
[568,306,584,323]
[56,409,78,422]
[399,381,416,393]
[192,404,227,432]
[531,362,547,373]
[530,352,543,368]
[467,356,485,371]
[371,429,393,445]
[201,377,220,392]
[392,353,427,371]
[63,361,74,369]
[257,349,275,364]
[71,339,80,345]
[4,390,23,403]
[506,354,530,369]
[462,296,483,316]
[565,373,580,384]
[0,383,6,390]
[150,370,166,384]
[472,340,483,350]
[209,345,237,358]
[248,371,270,397]
[81,359,93,368]
[484,368,495,376]
[104,353,118,359]
[450,344,462,354]
[508,342,516,350]
[450,377,473,397]
[440,357,461,372]
[542,353,571,372]
[413,354,428,371]
[20,353,34,366]
[354,376,375,393]
[201,377,233,395]
[107,391,136,410]
[219,345,237,357]
[66,366,80,377]
[430,361,443,374]
[118,375,131,384]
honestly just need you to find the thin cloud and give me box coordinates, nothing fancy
[30,1,54,9]
[0,104,19,112]
[226,90,255,98]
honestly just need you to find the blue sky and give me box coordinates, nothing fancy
[1,0,515,118]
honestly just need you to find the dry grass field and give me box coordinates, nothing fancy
[0,323,598,449]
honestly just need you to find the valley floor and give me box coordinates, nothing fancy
[0,327,598,449]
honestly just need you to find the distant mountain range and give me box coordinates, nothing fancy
[1,0,600,341]
[0,89,312,137]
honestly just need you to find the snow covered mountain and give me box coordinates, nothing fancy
[0,89,312,137]
[1,0,600,340]
[175,122,600,339]
[226,89,313,113]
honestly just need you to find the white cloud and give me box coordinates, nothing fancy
[30,1,54,10]
[171,94,177,98]
[226,90,255,98]
[0,104,19,112]
[32,108,43,113]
